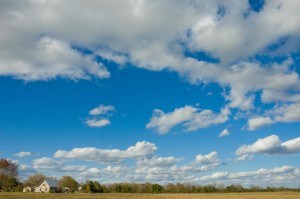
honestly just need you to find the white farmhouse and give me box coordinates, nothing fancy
[34,179,60,193]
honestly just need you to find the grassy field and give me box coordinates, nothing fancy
[0,192,300,199]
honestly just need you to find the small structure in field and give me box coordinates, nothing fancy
[34,179,60,193]
[23,186,34,192]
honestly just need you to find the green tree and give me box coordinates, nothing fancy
[23,173,46,187]
[151,183,163,193]
[93,181,103,193]
[0,159,19,192]
[58,176,79,193]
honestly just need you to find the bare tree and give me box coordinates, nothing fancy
[23,173,46,187]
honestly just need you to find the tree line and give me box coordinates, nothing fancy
[1,158,300,193]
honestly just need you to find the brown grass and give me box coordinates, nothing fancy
[0,192,300,199]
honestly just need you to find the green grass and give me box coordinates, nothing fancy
[1,192,300,199]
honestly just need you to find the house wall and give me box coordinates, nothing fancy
[23,187,33,192]
[34,181,50,193]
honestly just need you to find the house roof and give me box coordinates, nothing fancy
[37,179,59,188]
[46,179,59,188]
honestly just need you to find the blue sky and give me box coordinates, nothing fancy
[1,0,300,187]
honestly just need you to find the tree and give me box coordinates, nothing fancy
[23,174,46,187]
[58,176,78,193]
[151,183,163,193]
[0,159,19,192]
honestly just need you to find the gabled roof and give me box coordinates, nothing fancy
[46,179,59,188]
[37,179,59,188]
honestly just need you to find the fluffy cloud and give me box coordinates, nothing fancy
[246,103,300,130]
[54,141,157,164]
[135,151,223,184]
[89,104,115,116]
[261,90,300,103]
[271,103,300,122]
[236,135,300,159]
[198,165,300,186]
[218,129,230,137]
[79,165,130,180]
[32,157,86,172]
[247,117,273,131]
[86,104,115,128]
[1,1,300,111]
[0,36,109,81]
[146,105,230,134]
[195,151,221,167]
[14,151,32,157]
[146,106,197,134]
[137,156,180,168]
[86,119,111,128]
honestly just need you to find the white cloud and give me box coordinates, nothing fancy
[146,106,197,134]
[197,165,300,186]
[236,135,300,159]
[272,103,300,123]
[89,104,115,116]
[247,117,274,131]
[14,151,32,157]
[249,103,300,129]
[137,156,180,168]
[54,141,157,164]
[218,129,230,137]
[32,157,86,172]
[0,36,110,81]
[188,1,300,64]
[195,151,221,167]
[261,90,300,103]
[146,105,230,134]
[79,165,129,180]
[95,49,128,65]
[235,154,253,161]
[0,1,300,110]
[86,118,111,128]
[86,104,115,128]
[135,152,223,183]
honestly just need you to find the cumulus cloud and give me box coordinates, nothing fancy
[0,36,110,81]
[86,118,111,128]
[32,157,86,172]
[198,165,300,186]
[261,90,300,103]
[86,104,115,128]
[135,151,223,184]
[1,1,300,111]
[79,165,130,180]
[195,151,221,167]
[89,104,115,116]
[271,103,300,123]
[146,105,230,134]
[54,141,157,164]
[137,156,180,168]
[14,151,32,157]
[236,135,300,159]
[247,103,300,130]
[146,106,197,134]
[247,117,274,131]
[218,129,230,137]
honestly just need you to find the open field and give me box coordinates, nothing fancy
[1,192,300,199]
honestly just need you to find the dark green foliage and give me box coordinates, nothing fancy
[151,184,163,193]
[81,181,104,193]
